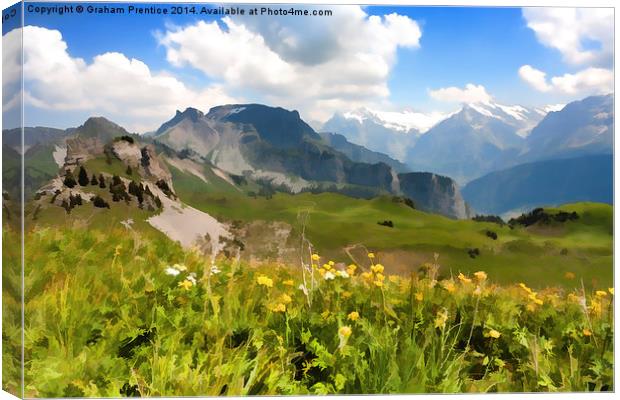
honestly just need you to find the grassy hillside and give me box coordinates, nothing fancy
[3,225,613,396]
[169,165,612,289]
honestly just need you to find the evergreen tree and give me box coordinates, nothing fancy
[90,174,98,186]
[126,165,133,176]
[78,166,89,186]
[98,174,106,188]
[63,169,77,188]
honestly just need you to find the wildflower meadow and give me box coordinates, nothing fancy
[3,226,613,396]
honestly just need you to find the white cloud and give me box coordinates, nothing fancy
[5,26,237,132]
[519,64,612,96]
[158,6,422,121]
[522,8,613,66]
[518,65,551,92]
[428,83,493,104]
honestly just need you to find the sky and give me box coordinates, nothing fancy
[1,2,614,132]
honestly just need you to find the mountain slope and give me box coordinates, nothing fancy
[462,154,613,215]
[521,94,613,162]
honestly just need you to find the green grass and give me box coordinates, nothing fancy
[169,168,612,289]
[2,225,613,396]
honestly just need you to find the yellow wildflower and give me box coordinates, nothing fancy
[368,252,375,259]
[375,273,385,282]
[595,290,608,298]
[473,271,487,282]
[178,280,193,290]
[338,326,352,338]
[442,281,456,293]
[414,292,424,301]
[271,303,286,313]
[346,264,357,275]
[434,309,448,329]
[282,279,294,286]
[457,273,472,284]
[567,293,580,303]
[328,260,335,266]
[323,263,332,271]
[319,268,327,277]
[486,329,501,339]
[609,288,614,295]
[342,291,352,299]
[279,293,292,304]
[257,275,274,288]
[347,311,360,321]
[519,283,532,294]
[590,300,602,317]
[564,271,576,280]
[321,310,331,320]
[373,264,385,274]
[374,280,384,288]
[361,271,373,281]
[311,254,320,261]
[582,328,592,337]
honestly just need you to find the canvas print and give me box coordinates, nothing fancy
[1,1,614,397]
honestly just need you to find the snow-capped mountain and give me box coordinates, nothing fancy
[320,101,551,165]
[321,108,448,161]
[462,101,551,137]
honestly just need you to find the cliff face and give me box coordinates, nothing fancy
[398,172,470,219]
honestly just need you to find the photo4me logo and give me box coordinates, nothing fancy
[25,3,333,16]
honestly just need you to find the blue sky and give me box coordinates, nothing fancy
[2,3,614,131]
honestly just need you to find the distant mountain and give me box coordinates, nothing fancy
[318,131,410,173]
[520,94,612,163]
[3,126,67,153]
[462,154,613,215]
[154,104,470,217]
[321,109,423,161]
[154,104,397,193]
[2,127,69,201]
[405,104,531,184]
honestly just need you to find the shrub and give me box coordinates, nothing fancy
[92,195,110,209]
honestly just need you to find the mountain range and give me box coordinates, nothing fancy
[3,93,613,226]
[326,95,612,186]
[4,104,471,220]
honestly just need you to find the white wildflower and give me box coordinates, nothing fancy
[120,218,134,230]
[187,272,197,284]
[210,265,221,274]
[324,271,336,280]
[339,270,350,279]
[165,267,180,276]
